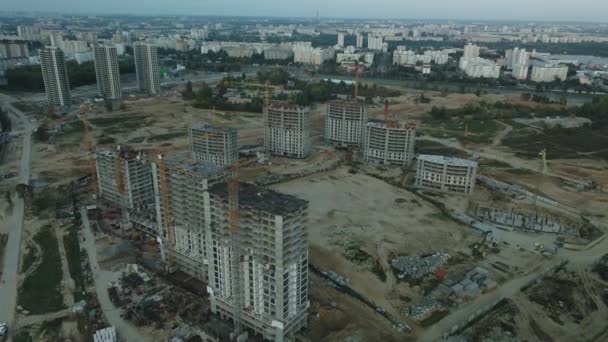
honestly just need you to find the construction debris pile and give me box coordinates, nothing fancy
[446,267,497,299]
[476,206,578,235]
[107,264,210,330]
[402,297,446,322]
[391,253,450,280]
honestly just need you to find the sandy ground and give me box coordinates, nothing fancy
[272,167,477,321]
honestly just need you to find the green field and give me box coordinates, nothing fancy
[18,225,65,314]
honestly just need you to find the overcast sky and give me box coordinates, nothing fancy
[5,0,607,22]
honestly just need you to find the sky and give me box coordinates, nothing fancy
[4,0,607,23]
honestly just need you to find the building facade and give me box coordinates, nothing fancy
[133,42,161,95]
[93,45,122,100]
[363,121,416,166]
[152,157,226,279]
[325,100,368,148]
[95,146,155,210]
[367,35,383,50]
[0,41,29,59]
[39,46,71,107]
[190,124,238,167]
[206,183,309,342]
[415,154,478,194]
[266,101,311,159]
[530,65,568,82]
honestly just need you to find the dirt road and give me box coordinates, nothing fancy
[80,207,149,342]
[0,94,34,342]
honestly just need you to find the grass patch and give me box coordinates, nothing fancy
[21,244,38,272]
[423,119,499,144]
[18,224,65,314]
[127,136,146,144]
[149,131,187,142]
[503,126,608,159]
[64,225,86,301]
[416,140,465,157]
[13,331,33,342]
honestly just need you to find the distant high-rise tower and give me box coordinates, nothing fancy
[39,47,71,107]
[94,45,122,100]
[356,33,363,49]
[337,33,345,48]
[133,42,161,95]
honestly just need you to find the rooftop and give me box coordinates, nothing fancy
[164,155,225,178]
[418,154,478,168]
[190,123,237,134]
[367,119,416,130]
[268,101,310,112]
[209,182,308,216]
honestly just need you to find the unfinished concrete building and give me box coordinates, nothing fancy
[205,183,309,342]
[325,100,368,148]
[152,155,226,280]
[363,120,416,166]
[266,101,311,159]
[95,146,156,233]
[415,154,478,194]
[190,124,238,167]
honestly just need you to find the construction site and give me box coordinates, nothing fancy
[1,64,608,342]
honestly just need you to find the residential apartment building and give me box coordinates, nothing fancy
[463,43,480,58]
[363,120,416,166]
[530,64,569,82]
[415,155,478,194]
[0,41,29,59]
[151,156,226,279]
[325,100,368,148]
[39,46,71,107]
[459,57,501,78]
[134,42,161,95]
[293,44,334,65]
[367,34,383,50]
[266,101,311,159]
[356,33,363,48]
[190,124,238,167]
[205,182,309,342]
[93,45,122,100]
[337,33,345,48]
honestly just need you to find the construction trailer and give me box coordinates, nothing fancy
[265,101,312,159]
[189,124,238,167]
[205,182,309,342]
[151,155,226,279]
[325,100,368,149]
[362,119,416,167]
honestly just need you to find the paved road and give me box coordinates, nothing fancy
[80,207,148,342]
[0,95,34,341]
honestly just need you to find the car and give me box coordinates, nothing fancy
[0,322,8,338]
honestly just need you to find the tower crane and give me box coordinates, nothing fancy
[81,113,97,195]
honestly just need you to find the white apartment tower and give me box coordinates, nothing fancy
[266,101,311,159]
[415,155,478,194]
[363,120,416,166]
[134,42,161,95]
[206,183,309,342]
[356,33,363,48]
[151,156,226,279]
[94,45,122,100]
[367,34,383,51]
[39,47,71,107]
[190,124,238,167]
[325,100,368,148]
[463,43,480,58]
[337,33,345,48]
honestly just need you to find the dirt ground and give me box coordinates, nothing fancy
[272,167,478,321]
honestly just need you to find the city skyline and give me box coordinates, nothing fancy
[3,0,608,23]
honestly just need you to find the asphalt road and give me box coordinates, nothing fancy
[0,94,34,341]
